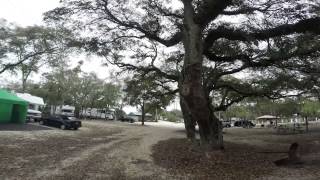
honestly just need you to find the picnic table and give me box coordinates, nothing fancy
[293,123,305,133]
[277,123,305,134]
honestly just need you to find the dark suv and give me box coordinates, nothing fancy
[119,115,135,123]
[39,115,82,130]
[221,120,231,128]
[234,120,255,128]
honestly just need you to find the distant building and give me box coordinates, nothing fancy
[255,115,279,125]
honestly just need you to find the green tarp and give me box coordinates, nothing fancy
[0,90,28,124]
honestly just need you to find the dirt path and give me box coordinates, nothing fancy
[40,122,185,180]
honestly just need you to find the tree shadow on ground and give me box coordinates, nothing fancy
[0,123,53,131]
[152,138,279,180]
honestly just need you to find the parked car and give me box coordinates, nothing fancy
[221,120,231,128]
[234,120,255,128]
[39,115,82,130]
[119,115,135,123]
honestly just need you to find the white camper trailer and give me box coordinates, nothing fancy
[97,109,114,120]
[56,105,75,117]
[81,108,114,120]
[85,108,99,119]
[16,93,45,122]
[80,108,97,119]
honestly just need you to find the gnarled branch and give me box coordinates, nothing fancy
[204,17,320,49]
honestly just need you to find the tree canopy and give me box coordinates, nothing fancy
[9,61,122,118]
[124,73,175,125]
[0,21,73,76]
[45,0,320,149]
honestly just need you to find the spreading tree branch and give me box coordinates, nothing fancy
[0,48,56,74]
[204,17,320,48]
[100,0,182,47]
[108,60,179,81]
[193,0,232,27]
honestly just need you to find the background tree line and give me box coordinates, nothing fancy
[5,61,121,118]
[222,98,320,121]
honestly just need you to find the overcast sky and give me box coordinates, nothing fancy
[0,0,114,83]
[0,0,59,26]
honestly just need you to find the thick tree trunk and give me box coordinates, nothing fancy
[22,73,27,93]
[179,1,223,150]
[141,101,145,126]
[305,116,309,132]
[75,106,80,118]
[21,68,32,93]
[180,97,196,141]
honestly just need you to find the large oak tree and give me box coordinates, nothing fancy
[45,0,320,150]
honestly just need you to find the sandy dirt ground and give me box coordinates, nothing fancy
[0,120,184,180]
[0,120,319,180]
[224,126,320,180]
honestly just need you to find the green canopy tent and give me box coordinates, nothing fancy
[0,90,28,124]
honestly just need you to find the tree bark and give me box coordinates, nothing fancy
[21,67,32,93]
[305,116,309,132]
[22,71,27,93]
[141,101,145,126]
[179,0,223,150]
[22,80,27,93]
[74,106,80,118]
[180,97,196,141]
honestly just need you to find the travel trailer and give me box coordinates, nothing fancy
[97,109,114,120]
[16,93,45,122]
[55,105,75,117]
[80,108,98,119]
[81,108,114,120]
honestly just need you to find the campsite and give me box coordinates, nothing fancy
[1,0,320,179]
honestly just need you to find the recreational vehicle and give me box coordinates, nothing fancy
[16,93,45,122]
[56,105,75,117]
